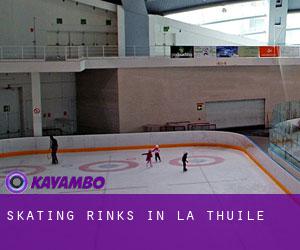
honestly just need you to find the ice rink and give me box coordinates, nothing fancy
[0,146,283,194]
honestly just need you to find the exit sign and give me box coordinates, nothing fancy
[3,105,10,112]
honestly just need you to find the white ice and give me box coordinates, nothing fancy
[0,146,283,194]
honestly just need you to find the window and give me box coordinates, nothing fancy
[286,12,300,45]
[106,19,111,26]
[244,33,267,43]
[166,0,267,43]
[286,30,300,45]
[81,19,87,25]
[56,18,63,24]
[287,12,300,29]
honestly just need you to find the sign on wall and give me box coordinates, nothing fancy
[163,26,170,32]
[171,46,194,58]
[216,46,239,58]
[33,107,41,114]
[194,46,216,57]
[238,46,259,57]
[197,102,204,111]
[3,105,10,113]
[259,46,280,57]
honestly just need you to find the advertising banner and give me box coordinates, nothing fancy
[238,46,259,57]
[170,46,194,58]
[1,195,300,250]
[259,46,280,57]
[280,46,300,57]
[194,46,216,57]
[216,46,239,57]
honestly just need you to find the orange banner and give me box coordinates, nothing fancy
[259,46,280,57]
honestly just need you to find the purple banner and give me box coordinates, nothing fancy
[1,195,300,250]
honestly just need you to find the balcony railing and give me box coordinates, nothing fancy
[0,45,172,61]
[0,45,300,61]
[0,45,119,61]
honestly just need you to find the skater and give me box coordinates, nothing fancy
[50,135,58,164]
[152,145,161,162]
[182,152,188,172]
[142,150,153,167]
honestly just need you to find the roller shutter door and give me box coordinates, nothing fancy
[206,99,265,129]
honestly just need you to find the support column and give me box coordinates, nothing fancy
[31,72,42,137]
[267,0,288,45]
[121,0,149,56]
[117,5,126,57]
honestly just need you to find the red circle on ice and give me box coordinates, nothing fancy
[0,165,46,178]
[79,160,139,173]
[169,155,225,167]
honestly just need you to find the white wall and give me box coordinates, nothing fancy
[0,0,117,46]
[149,15,264,56]
[0,72,76,137]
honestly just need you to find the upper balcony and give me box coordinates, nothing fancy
[1,45,300,73]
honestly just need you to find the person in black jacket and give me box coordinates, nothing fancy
[50,135,58,164]
[182,152,188,172]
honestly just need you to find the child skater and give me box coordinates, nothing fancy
[152,145,161,163]
[142,150,153,167]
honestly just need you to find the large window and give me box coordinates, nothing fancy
[166,0,267,43]
[286,12,300,45]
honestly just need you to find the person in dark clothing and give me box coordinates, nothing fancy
[50,135,58,164]
[182,152,188,172]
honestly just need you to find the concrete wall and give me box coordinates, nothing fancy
[117,65,300,132]
[76,69,119,134]
[149,15,264,56]
[1,131,299,193]
[0,72,76,137]
[0,0,117,46]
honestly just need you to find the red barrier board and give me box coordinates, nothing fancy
[259,46,280,57]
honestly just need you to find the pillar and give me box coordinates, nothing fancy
[31,72,42,137]
[117,5,126,57]
[267,0,288,45]
[121,0,149,56]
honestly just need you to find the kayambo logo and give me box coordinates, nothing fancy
[5,171,105,194]
[5,171,28,194]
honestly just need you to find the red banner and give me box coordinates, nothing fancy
[259,46,280,57]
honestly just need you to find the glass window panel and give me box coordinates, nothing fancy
[244,33,267,43]
[286,30,300,45]
[202,17,266,35]
[166,1,267,43]
[286,13,300,29]
[166,0,266,26]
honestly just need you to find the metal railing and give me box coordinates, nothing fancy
[0,45,171,61]
[1,45,300,61]
[0,45,120,61]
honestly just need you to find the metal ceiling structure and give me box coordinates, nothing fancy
[103,0,300,15]
[144,0,255,14]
